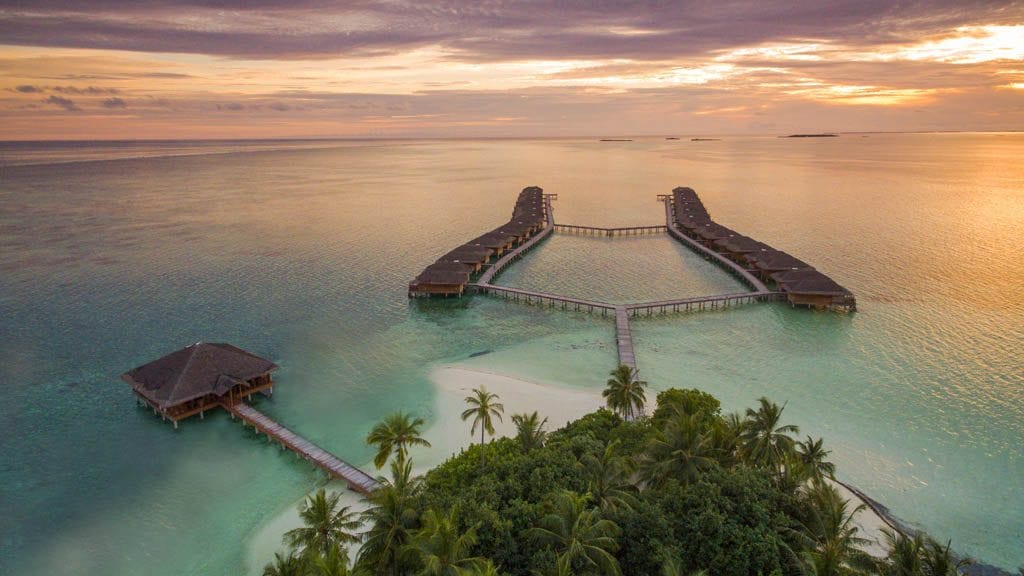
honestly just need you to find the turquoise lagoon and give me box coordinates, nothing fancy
[0,135,1021,574]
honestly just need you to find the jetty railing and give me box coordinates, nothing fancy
[614,306,637,372]
[475,194,557,286]
[474,284,615,314]
[223,402,380,494]
[660,197,769,293]
[626,291,782,315]
[554,224,666,236]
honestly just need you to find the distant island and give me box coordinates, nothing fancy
[691,138,720,141]
[784,133,838,138]
[599,138,633,142]
[665,137,680,140]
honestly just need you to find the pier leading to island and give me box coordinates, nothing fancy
[122,342,379,494]
[224,402,380,494]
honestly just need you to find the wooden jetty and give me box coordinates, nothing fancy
[224,402,380,495]
[627,291,782,315]
[409,186,550,297]
[659,196,769,293]
[554,224,666,236]
[473,283,615,314]
[614,306,637,372]
[475,194,557,286]
[123,343,379,494]
[660,188,855,311]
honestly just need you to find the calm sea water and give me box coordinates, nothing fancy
[0,135,1021,574]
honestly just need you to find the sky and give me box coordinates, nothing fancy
[1,1,1023,139]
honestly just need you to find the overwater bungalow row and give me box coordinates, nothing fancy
[669,187,855,311]
[409,186,548,297]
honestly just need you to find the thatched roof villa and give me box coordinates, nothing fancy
[122,342,278,428]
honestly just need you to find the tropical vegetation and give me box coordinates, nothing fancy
[265,386,974,576]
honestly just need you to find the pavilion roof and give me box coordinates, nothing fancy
[747,250,813,271]
[122,343,277,409]
[771,269,850,296]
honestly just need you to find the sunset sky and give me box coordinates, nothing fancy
[1,1,1022,139]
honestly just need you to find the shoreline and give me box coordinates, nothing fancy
[245,364,937,571]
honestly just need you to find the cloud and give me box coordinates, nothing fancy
[102,97,126,108]
[50,85,120,95]
[43,94,80,111]
[0,1,1018,61]
[15,85,43,93]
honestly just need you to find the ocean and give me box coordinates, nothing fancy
[0,134,1021,574]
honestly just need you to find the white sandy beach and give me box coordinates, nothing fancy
[246,365,890,573]
[245,365,603,574]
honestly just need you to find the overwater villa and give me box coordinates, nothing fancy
[409,186,548,297]
[121,342,278,428]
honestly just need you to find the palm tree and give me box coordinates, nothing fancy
[263,551,305,576]
[580,440,636,512]
[881,528,925,576]
[284,488,360,558]
[308,543,352,576]
[406,508,486,576]
[740,397,799,472]
[707,412,745,467]
[357,458,422,576]
[602,365,647,420]
[796,481,874,576]
[526,490,621,576]
[464,560,503,575]
[661,555,708,576]
[922,538,971,576]
[640,413,717,488]
[461,386,504,467]
[511,411,548,451]
[366,411,432,469]
[798,436,836,481]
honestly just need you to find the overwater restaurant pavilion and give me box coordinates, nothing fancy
[121,342,278,428]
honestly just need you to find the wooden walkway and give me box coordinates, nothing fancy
[473,284,615,314]
[614,306,637,372]
[223,402,380,494]
[475,195,556,286]
[554,224,666,236]
[627,291,781,315]
[661,199,769,293]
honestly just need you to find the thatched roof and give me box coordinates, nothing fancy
[676,215,713,229]
[771,269,850,296]
[122,343,278,409]
[692,223,736,240]
[714,235,772,253]
[428,260,476,273]
[416,264,470,285]
[676,207,710,220]
[747,250,813,271]
[472,232,515,247]
[438,245,491,264]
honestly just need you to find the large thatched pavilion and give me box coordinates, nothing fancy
[122,342,278,428]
